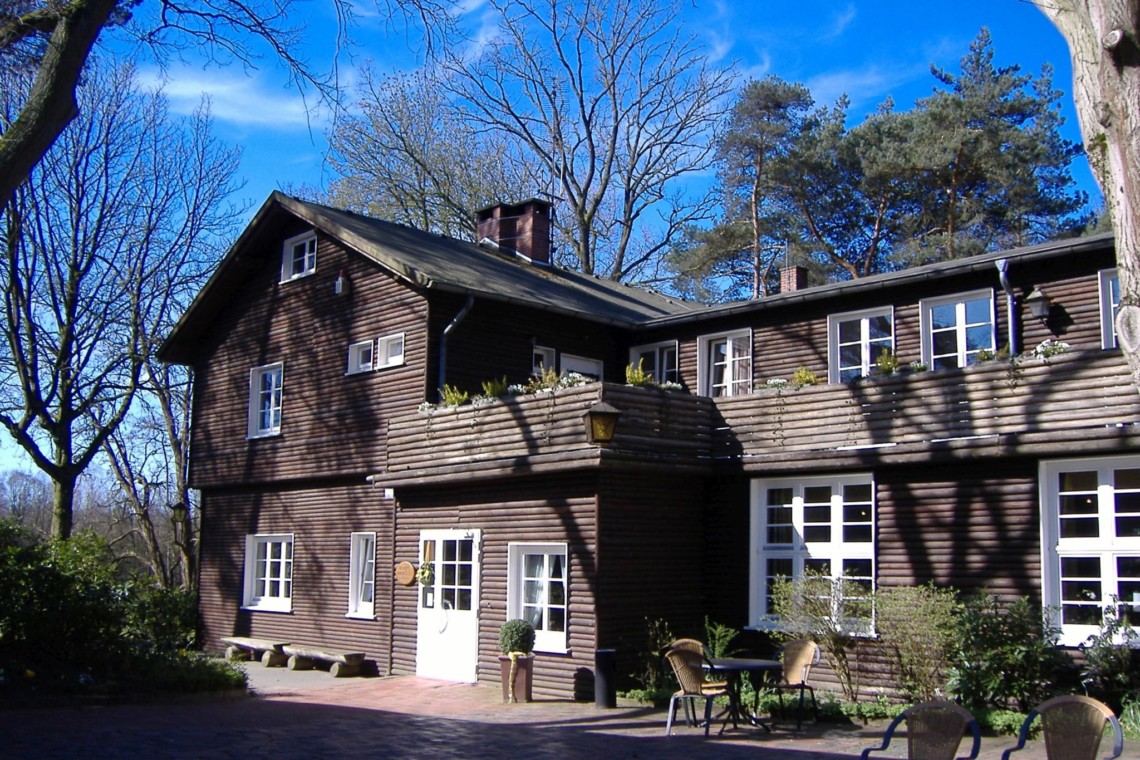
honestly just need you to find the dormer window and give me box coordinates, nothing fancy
[281,231,317,281]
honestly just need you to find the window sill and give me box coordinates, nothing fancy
[246,430,281,441]
[376,360,406,371]
[241,604,292,614]
[345,612,376,621]
[279,271,316,284]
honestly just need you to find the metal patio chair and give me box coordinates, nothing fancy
[1001,695,1124,760]
[771,638,821,729]
[663,646,728,737]
[861,701,981,760]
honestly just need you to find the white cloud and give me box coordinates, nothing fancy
[136,67,315,129]
[806,63,922,111]
[824,4,857,41]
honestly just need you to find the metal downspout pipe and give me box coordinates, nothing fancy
[438,294,475,400]
[996,259,1018,356]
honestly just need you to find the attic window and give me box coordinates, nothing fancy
[281,231,317,282]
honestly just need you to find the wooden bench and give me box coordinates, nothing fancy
[220,637,291,667]
[281,644,366,678]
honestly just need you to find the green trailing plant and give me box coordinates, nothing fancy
[908,360,928,372]
[947,594,1077,712]
[625,360,656,387]
[974,348,996,362]
[525,366,561,392]
[439,384,470,406]
[875,583,959,702]
[771,570,870,701]
[874,348,899,375]
[415,562,434,586]
[791,366,820,388]
[480,375,509,398]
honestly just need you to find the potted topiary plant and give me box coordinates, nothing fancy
[499,618,536,703]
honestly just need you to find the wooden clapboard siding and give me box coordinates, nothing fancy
[198,482,395,663]
[189,233,428,489]
[594,471,708,656]
[391,474,600,700]
[426,291,630,396]
[385,383,716,479]
[713,350,1140,465]
[876,461,1041,600]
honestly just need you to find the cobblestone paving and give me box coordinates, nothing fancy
[0,666,1133,759]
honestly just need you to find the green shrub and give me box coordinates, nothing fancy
[875,584,958,701]
[480,376,509,398]
[498,619,535,654]
[975,708,1033,737]
[122,584,199,653]
[771,570,870,701]
[630,617,675,693]
[1078,602,1140,712]
[874,348,899,375]
[703,617,741,658]
[625,360,656,387]
[439,384,469,406]
[1120,696,1140,740]
[947,594,1077,712]
[791,366,820,388]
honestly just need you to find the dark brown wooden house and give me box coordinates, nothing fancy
[160,191,1139,699]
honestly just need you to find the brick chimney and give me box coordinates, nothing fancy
[476,199,552,265]
[780,265,808,293]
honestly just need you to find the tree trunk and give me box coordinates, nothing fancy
[51,473,76,539]
[0,0,119,208]
[1038,2,1140,390]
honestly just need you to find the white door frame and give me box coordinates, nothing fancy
[416,528,482,682]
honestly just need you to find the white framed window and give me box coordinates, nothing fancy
[749,474,875,631]
[561,353,603,380]
[698,330,752,397]
[828,308,894,384]
[920,290,995,370]
[243,533,294,612]
[248,363,283,438]
[347,340,374,375]
[1100,269,1121,349]
[630,341,679,384]
[281,231,317,281]
[508,543,568,653]
[376,333,405,369]
[347,532,376,619]
[1041,456,1140,646]
[533,346,556,375]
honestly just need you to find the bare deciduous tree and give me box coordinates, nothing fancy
[327,67,542,240]
[0,60,241,539]
[1036,2,1140,391]
[443,0,733,280]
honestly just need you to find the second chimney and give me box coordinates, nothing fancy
[476,199,552,265]
[780,265,808,293]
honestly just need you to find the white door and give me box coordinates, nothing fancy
[416,529,481,682]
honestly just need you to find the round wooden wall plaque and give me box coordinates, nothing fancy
[395,561,416,586]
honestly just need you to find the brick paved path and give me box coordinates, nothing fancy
[0,666,1131,759]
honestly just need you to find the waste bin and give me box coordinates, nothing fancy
[594,648,616,708]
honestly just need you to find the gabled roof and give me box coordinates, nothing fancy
[638,231,1117,328]
[159,192,699,364]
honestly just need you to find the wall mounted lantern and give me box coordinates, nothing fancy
[584,401,621,445]
[170,502,187,544]
[1025,286,1051,322]
[334,269,351,296]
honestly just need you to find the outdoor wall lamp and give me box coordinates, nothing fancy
[1025,286,1051,322]
[334,269,351,296]
[584,401,621,445]
[170,502,187,544]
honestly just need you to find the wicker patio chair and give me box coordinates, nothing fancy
[1001,695,1124,760]
[861,701,981,760]
[663,646,728,737]
[772,638,821,729]
[663,638,722,727]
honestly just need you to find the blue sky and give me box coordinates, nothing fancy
[119,0,1099,213]
[0,0,1097,475]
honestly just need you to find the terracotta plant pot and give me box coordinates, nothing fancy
[499,654,534,703]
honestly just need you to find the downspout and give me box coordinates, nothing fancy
[995,259,1018,356]
[438,294,475,400]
